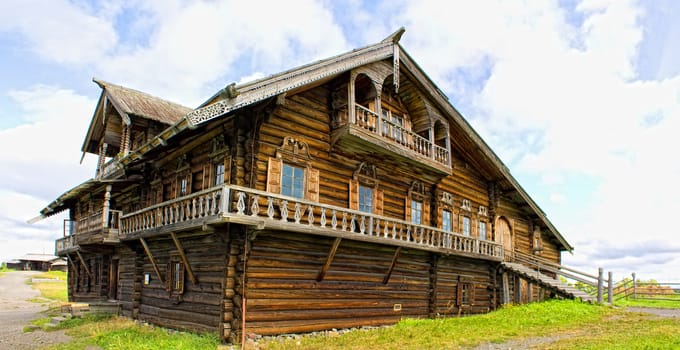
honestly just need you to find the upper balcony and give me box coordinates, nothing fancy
[119,185,503,261]
[332,103,451,175]
[55,209,122,255]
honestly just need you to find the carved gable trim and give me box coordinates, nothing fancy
[353,162,379,186]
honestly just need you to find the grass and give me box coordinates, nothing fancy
[258,300,680,350]
[614,296,680,309]
[29,271,68,303]
[39,315,220,350]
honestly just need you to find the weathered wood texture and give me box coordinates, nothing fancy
[127,231,231,334]
[244,231,433,335]
[433,256,494,316]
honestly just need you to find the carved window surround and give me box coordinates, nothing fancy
[349,162,383,215]
[266,137,319,201]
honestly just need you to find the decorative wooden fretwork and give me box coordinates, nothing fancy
[439,191,454,206]
[461,199,472,212]
[176,154,189,172]
[353,162,379,186]
[185,42,395,127]
[478,205,488,217]
[275,136,311,163]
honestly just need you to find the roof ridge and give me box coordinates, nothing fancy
[92,78,192,110]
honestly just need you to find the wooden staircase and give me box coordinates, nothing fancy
[501,261,596,303]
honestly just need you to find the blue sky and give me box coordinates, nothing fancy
[1,0,679,281]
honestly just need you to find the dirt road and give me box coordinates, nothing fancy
[0,271,70,350]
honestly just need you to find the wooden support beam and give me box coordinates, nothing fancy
[383,247,402,284]
[140,237,164,285]
[75,250,94,279]
[317,237,342,282]
[170,232,198,285]
[66,254,77,272]
[514,276,522,303]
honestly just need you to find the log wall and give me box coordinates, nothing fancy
[245,231,429,335]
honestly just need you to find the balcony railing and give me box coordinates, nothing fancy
[98,158,121,179]
[120,185,503,260]
[349,104,450,167]
[55,209,123,255]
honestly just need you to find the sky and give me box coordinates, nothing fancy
[1,0,679,282]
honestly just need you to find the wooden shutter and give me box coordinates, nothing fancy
[202,164,210,189]
[404,196,411,222]
[266,157,282,194]
[306,168,319,202]
[456,282,462,306]
[165,262,172,292]
[178,262,185,295]
[349,179,359,210]
[423,200,430,226]
[374,188,384,215]
[224,156,232,185]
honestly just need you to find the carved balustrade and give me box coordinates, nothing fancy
[120,185,503,260]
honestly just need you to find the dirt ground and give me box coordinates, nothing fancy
[0,271,70,350]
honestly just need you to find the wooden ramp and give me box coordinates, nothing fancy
[501,262,596,303]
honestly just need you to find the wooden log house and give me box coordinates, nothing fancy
[39,29,574,343]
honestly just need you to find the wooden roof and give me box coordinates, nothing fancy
[81,79,192,154]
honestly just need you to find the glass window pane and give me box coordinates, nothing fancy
[443,210,451,231]
[479,222,487,240]
[463,216,470,236]
[411,200,422,224]
[282,164,304,198]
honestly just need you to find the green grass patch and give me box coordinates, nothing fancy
[616,297,680,309]
[259,300,611,350]
[29,271,68,302]
[40,315,220,350]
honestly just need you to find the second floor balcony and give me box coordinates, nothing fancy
[119,185,503,261]
[332,104,451,175]
[55,209,122,255]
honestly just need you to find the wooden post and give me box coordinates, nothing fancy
[514,276,522,304]
[527,283,533,303]
[607,271,613,304]
[102,185,112,228]
[502,272,510,305]
[597,267,603,304]
[632,272,637,299]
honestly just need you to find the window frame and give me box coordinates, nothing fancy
[358,185,373,213]
[281,163,306,199]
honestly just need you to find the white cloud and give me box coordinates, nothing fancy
[0,0,118,65]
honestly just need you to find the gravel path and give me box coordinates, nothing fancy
[0,271,70,350]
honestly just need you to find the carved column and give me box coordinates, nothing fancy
[102,185,112,228]
[96,143,108,177]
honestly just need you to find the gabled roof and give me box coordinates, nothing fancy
[81,79,192,154]
[17,254,61,262]
[89,29,573,252]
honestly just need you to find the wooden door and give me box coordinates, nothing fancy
[108,259,119,300]
[497,218,513,259]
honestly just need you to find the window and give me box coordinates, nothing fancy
[179,178,188,196]
[214,163,225,186]
[479,221,487,240]
[460,283,472,305]
[411,200,423,225]
[442,210,452,231]
[358,185,373,213]
[462,216,471,236]
[381,109,405,143]
[167,260,185,295]
[282,163,305,198]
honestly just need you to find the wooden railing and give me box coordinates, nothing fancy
[120,185,503,260]
[55,210,123,255]
[98,158,120,179]
[513,250,613,303]
[352,104,450,167]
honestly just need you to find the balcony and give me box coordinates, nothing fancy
[332,104,451,175]
[97,158,122,180]
[55,209,122,255]
[120,185,503,261]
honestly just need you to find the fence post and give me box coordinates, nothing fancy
[597,267,603,304]
[608,271,613,304]
[632,272,637,299]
